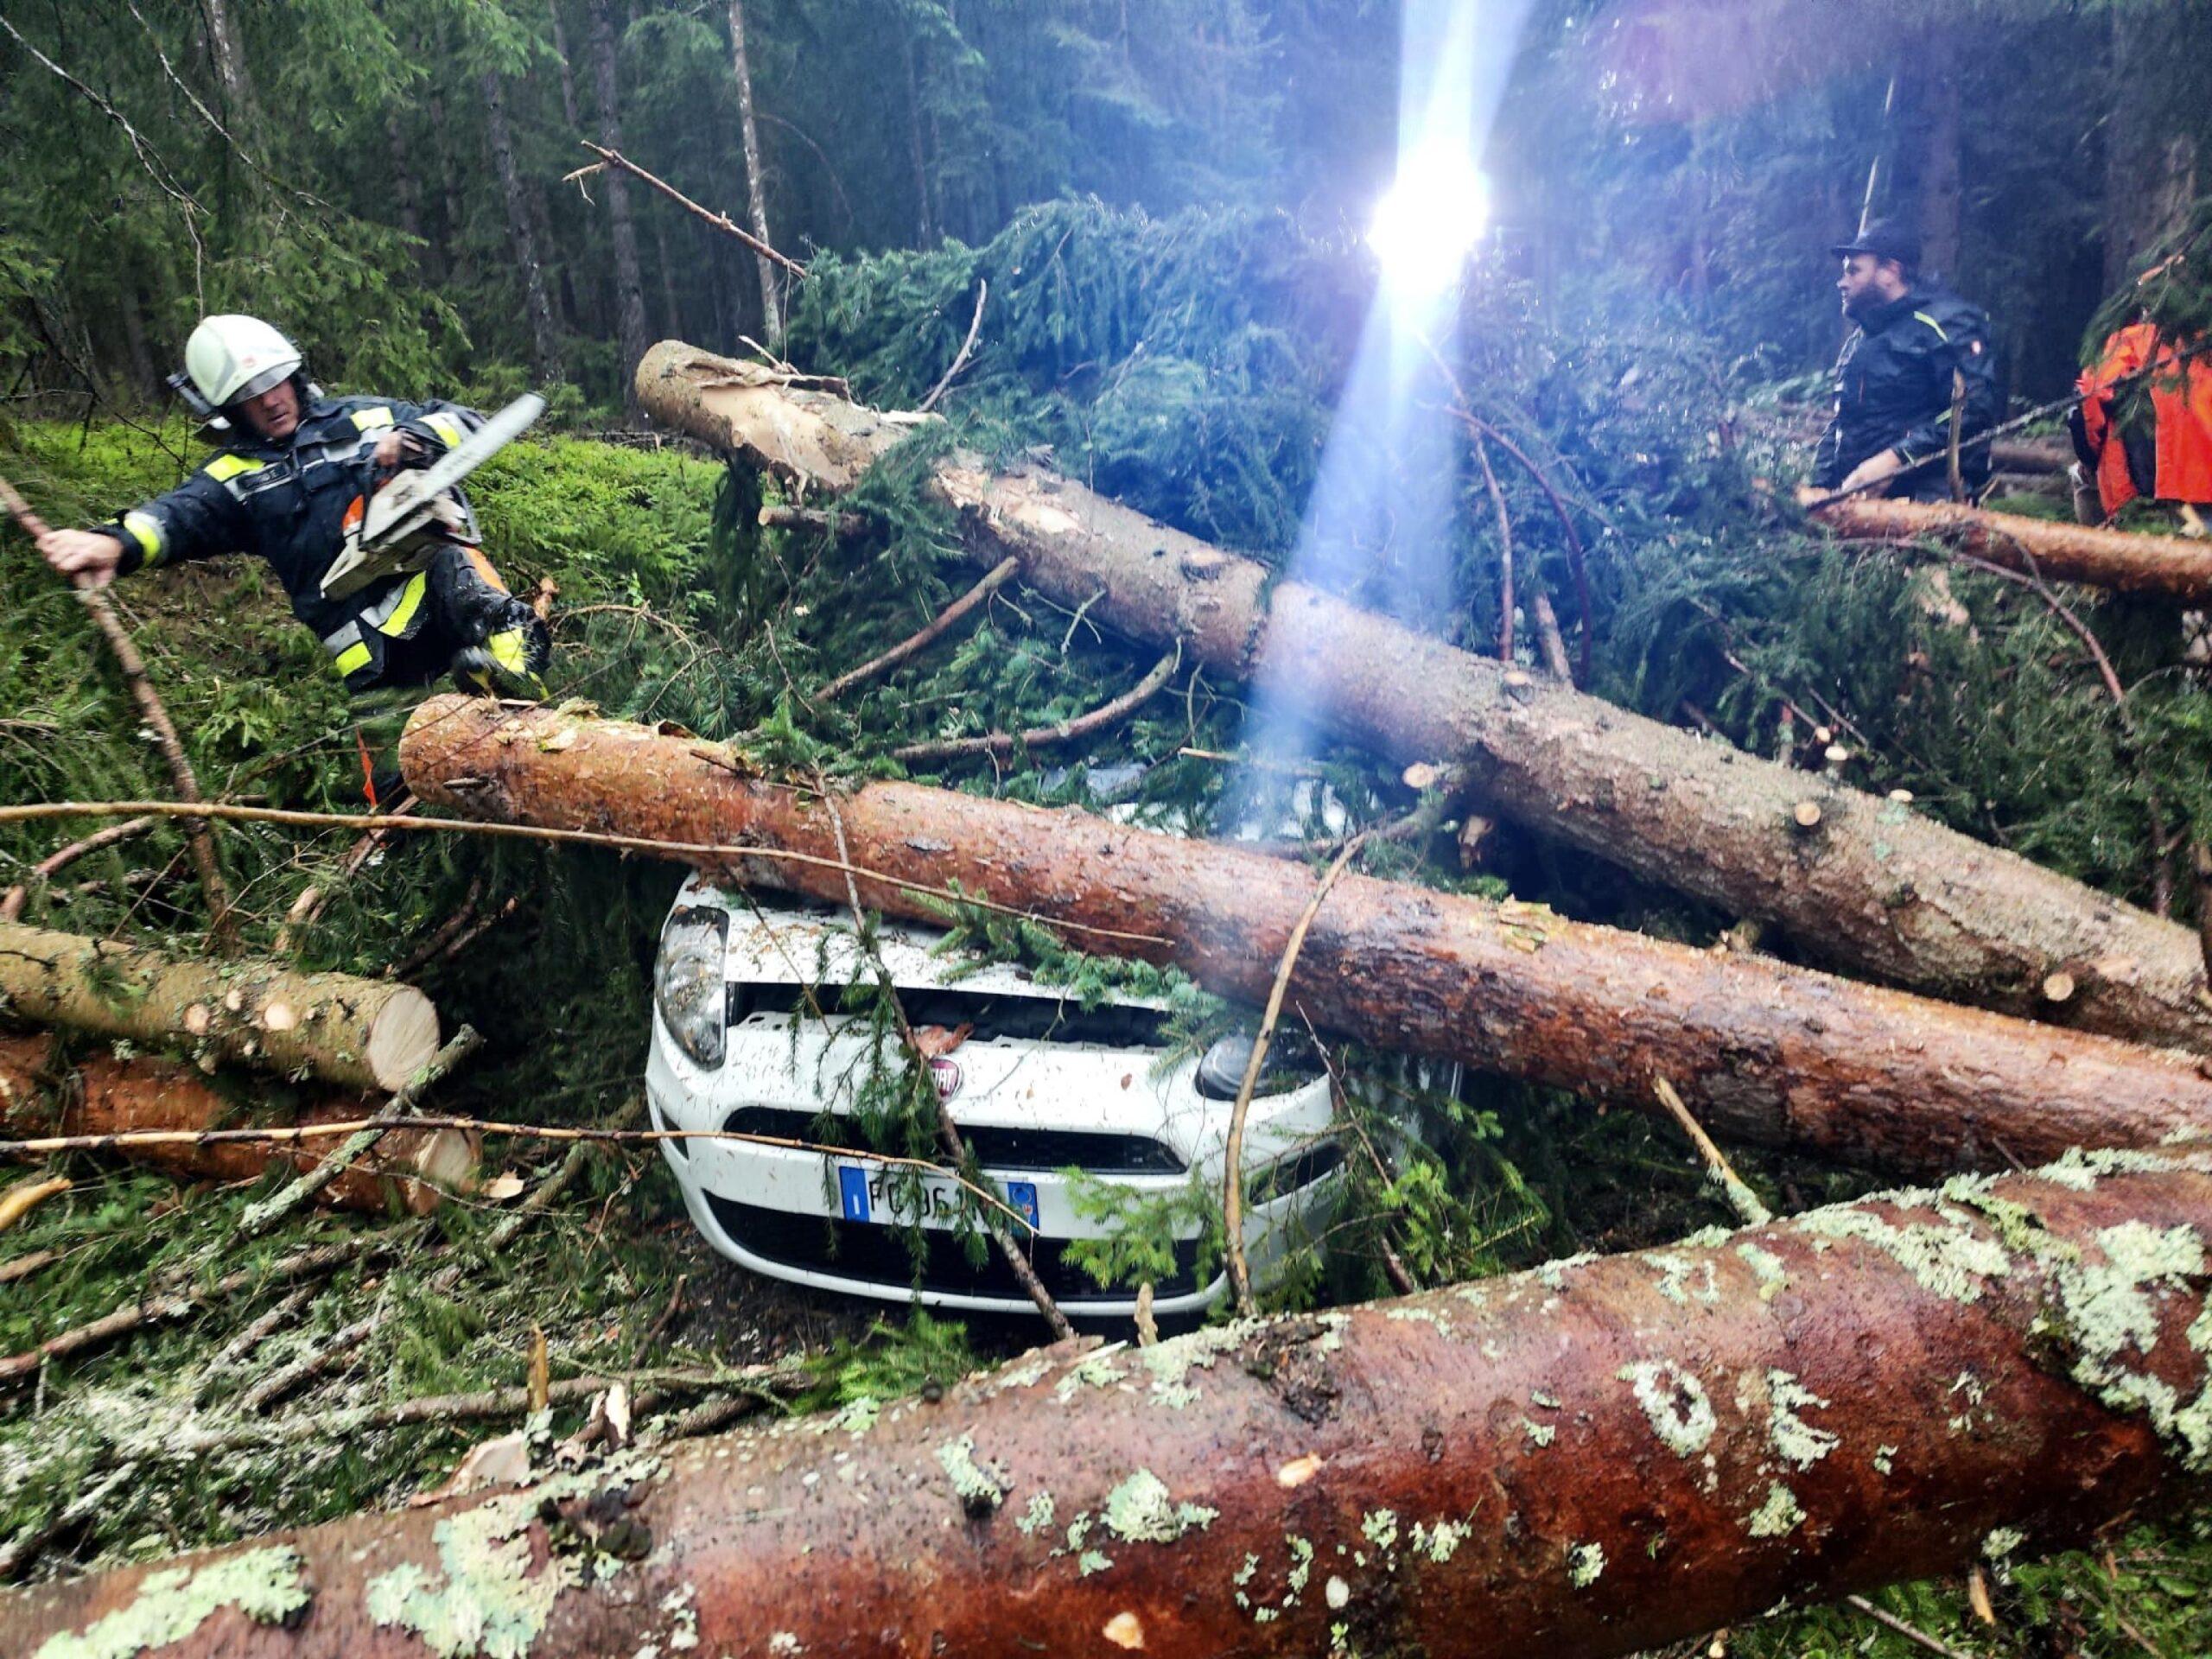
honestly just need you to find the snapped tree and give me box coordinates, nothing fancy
[14,1149,2212,1656]
[632,340,2212,1054]
[399,696,2212,1181]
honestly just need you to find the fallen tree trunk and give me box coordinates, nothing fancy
[401,697,2212,1179]
[0,1033,476,1216]
[15,1150,2212,1657]
[635,341,2212,1055]
[1809,491,2212,601]
[1990,435,2073,474]
[0,922,440,1092]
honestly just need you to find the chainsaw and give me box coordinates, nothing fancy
[321,392,544,601]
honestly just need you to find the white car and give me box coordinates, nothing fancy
[645,877,1344,1319]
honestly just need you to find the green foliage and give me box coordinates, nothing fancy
[1060,1170,1226,1294]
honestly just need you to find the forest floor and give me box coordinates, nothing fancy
[4,403,2212,1659]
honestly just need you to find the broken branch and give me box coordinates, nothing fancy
[820,555,1020,702]
[892,645,1179,764]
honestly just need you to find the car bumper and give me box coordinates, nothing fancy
[645,1035,1339,1319]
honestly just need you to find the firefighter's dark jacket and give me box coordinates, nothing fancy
[1814,287,2002,495]
[98,392,486,673]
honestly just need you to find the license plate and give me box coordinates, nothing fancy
[838,1165,1039,1230]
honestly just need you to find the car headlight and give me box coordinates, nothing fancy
[655,904,728,1068]
[1194,1030,1320,1101]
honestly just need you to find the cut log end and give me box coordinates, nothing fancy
[398,1127,483,1216]
[2044,970,2078,1005]
[1792,801,1823,830]
[365,988,442,1092]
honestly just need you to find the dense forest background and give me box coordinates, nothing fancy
[4,0,2209,419]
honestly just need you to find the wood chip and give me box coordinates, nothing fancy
[1402,762,1443,791]
[1967,1565,1997,1626]
[0,1175,70,1233]
[528,1324,550,1413]
[480,1172,527,1203]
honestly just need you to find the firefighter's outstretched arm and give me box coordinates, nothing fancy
[40,467,251,589]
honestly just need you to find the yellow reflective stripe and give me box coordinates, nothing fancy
[486,628,529,672]
[121,511,164,565]
[351,406,395,431]
[372,572,429,636]
[204,454,266,482]
[423,411,468,448]
[334,641,372,677]
[1913,311,1950,343]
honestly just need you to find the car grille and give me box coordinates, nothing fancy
[705,1196,1205,1303]
[720,1105,1187,1174]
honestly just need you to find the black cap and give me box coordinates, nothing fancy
[1831,217,1922,270]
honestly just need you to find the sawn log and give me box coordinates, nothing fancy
[0,1033,475,1217]
[1808,491,2212,601]
[15,1150,2212,1657]
[400,696,2212,1180]
[0,922,440,1092]
[633,340,2212,1055]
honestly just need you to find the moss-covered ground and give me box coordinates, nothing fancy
[7,202,2212,1653]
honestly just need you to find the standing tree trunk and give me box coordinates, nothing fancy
[633,345,2212,1055]
[15,1153,2212,1658]
[652,213,684,341]
[480,70,563,383]
[548,0,582,130]
[590,0,651,419]
[1913,30,1962,280]
[118,278,157,400]
[904,36,936,248]
[725,0,782,341]
[424,78,467,264]
[200,0,257,132]
[400,696,2212,1181]
[385,108,426,272]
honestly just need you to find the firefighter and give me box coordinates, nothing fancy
[2069,263,2212,527]
[1813,219,2003,502]
[35,315,550,720]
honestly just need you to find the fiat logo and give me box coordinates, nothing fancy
[928,1057,963,1099]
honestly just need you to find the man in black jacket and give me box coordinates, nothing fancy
[1813,220,2003,501]
[37,314,549,703]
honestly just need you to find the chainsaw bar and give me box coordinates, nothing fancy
[405,391,546,504]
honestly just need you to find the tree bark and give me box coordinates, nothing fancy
[1910,29,1962,280]
[480,70,563,383]
[548,0,582,130]
[383,109,426,271]
[199,0,257,132]
[1810,493,2212,602]
[0,922,440,1093]
[590,0,651,418]
[16,1152,2212,1657]
[725,0,781,341]
[632,342,2212,1053]
[0,1033,474,1216]
[401,697,2212,1180]
[1990,436,2071,474]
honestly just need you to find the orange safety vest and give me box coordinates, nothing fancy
[2076,323,2212,516]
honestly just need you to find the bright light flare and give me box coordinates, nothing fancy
[1365,149,1491,296]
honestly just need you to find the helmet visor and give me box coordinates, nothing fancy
[229,361,298,407]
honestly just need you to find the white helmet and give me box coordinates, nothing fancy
[181,314,302,409]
